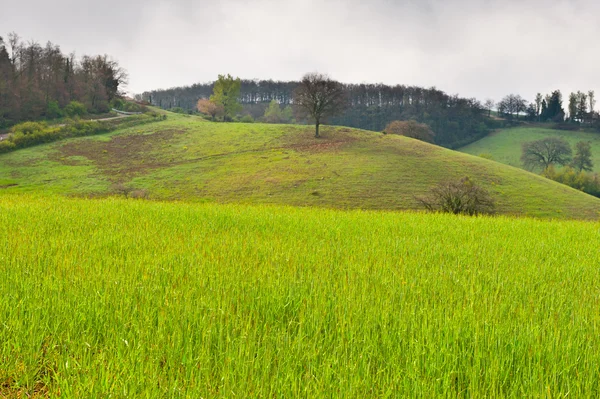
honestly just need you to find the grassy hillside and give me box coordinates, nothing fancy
[459,126,600,172]
[1,113,599,219]
[2,195,600,397]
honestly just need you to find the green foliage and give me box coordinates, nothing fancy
[240,114,254,123]
[572,141,593,172]
[2,195,600,396]
[460,126,600,173]
[543,165,600,197]
[0,115,160,154]
[263,100,283,123]
[64,101,87,117]
[46,100,63,119]
[478,153,494,160]
[10,121,48,135]
[169,107,189,115]
[210,74,242,121]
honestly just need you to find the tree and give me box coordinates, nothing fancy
[196,98,223,121]
[263,99,283,123]
[483,99,495,117]
[293,72,347,138]
[210,74,242,121]
[572,141,593,172]
[384,120,435,143]
[568,92,578,122]
[521,137,572,171]
[541,90,565,122]
[497,94,527,120]
[589,90,596,113]
[577,91,588,122]
[416,177,495,215]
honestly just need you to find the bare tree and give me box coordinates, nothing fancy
[416,177,495,216]
[293,73,347,138]
[521,137,572,171]
[483,99,495,117]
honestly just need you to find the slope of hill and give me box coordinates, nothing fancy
[1,113,599,219]
[459,126,600,172]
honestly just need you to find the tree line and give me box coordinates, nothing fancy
[0,32,128,128]
[493,90,598,126]
[139,78,495,148]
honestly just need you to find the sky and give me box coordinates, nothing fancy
[2,0,599,104]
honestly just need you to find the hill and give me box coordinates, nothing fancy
[1,113,599,219]
[2,195,600,397]
[459,126,600,172]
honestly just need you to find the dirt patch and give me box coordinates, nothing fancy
[0,183,17,189]
[53,129,186,182]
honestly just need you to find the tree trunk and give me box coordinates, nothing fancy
[315,120,320,138]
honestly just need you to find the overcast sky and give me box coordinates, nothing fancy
[3,0,599,104]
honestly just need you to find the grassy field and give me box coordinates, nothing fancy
[1,195,600,397]
[459,126,600,172]
[1,113,599,220]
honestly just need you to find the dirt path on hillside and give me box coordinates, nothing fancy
[0,115,133,141]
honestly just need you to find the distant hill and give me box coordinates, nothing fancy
[459,126,600,173]
[1,113,599,220]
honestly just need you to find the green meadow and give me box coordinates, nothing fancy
[459,126,600,172]
[2,195,600,397]
[1,113,599,220]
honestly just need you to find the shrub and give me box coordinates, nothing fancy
[46,101,63,119]
[0,140,16,154]
[416,177,495,216]
[240,115,254,123]
[384,120,435,143]
[543,165,600,197]
[64,101,87,117]
[479,153,494,160]
[11,121,48,135]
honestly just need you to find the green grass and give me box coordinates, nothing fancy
[1,113,599,220]
[1,195,600,397]
[459,126,600,172]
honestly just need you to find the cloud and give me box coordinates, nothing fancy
[2,0,600,104]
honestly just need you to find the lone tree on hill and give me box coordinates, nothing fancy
[384,120,435,143]
[521,137,572,171]
[571,141,593,172]
[210,74,242,121]
[293,73,347,138]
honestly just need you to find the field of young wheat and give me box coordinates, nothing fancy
[1,195,600,397]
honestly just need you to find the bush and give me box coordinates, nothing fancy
[240,114,254,123]
[416,177,495,216]
[11,121,48,135]
[46,101,63,119]
[384,120,435,143]
[0,140,16,154]
[64,101,87,117]
[479,153,494,160]
[543,166,600,197]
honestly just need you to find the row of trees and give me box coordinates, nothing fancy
[0,32,128,128]
[521,137,599,197]
[492,90,598,124]
[140,77,494,148]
